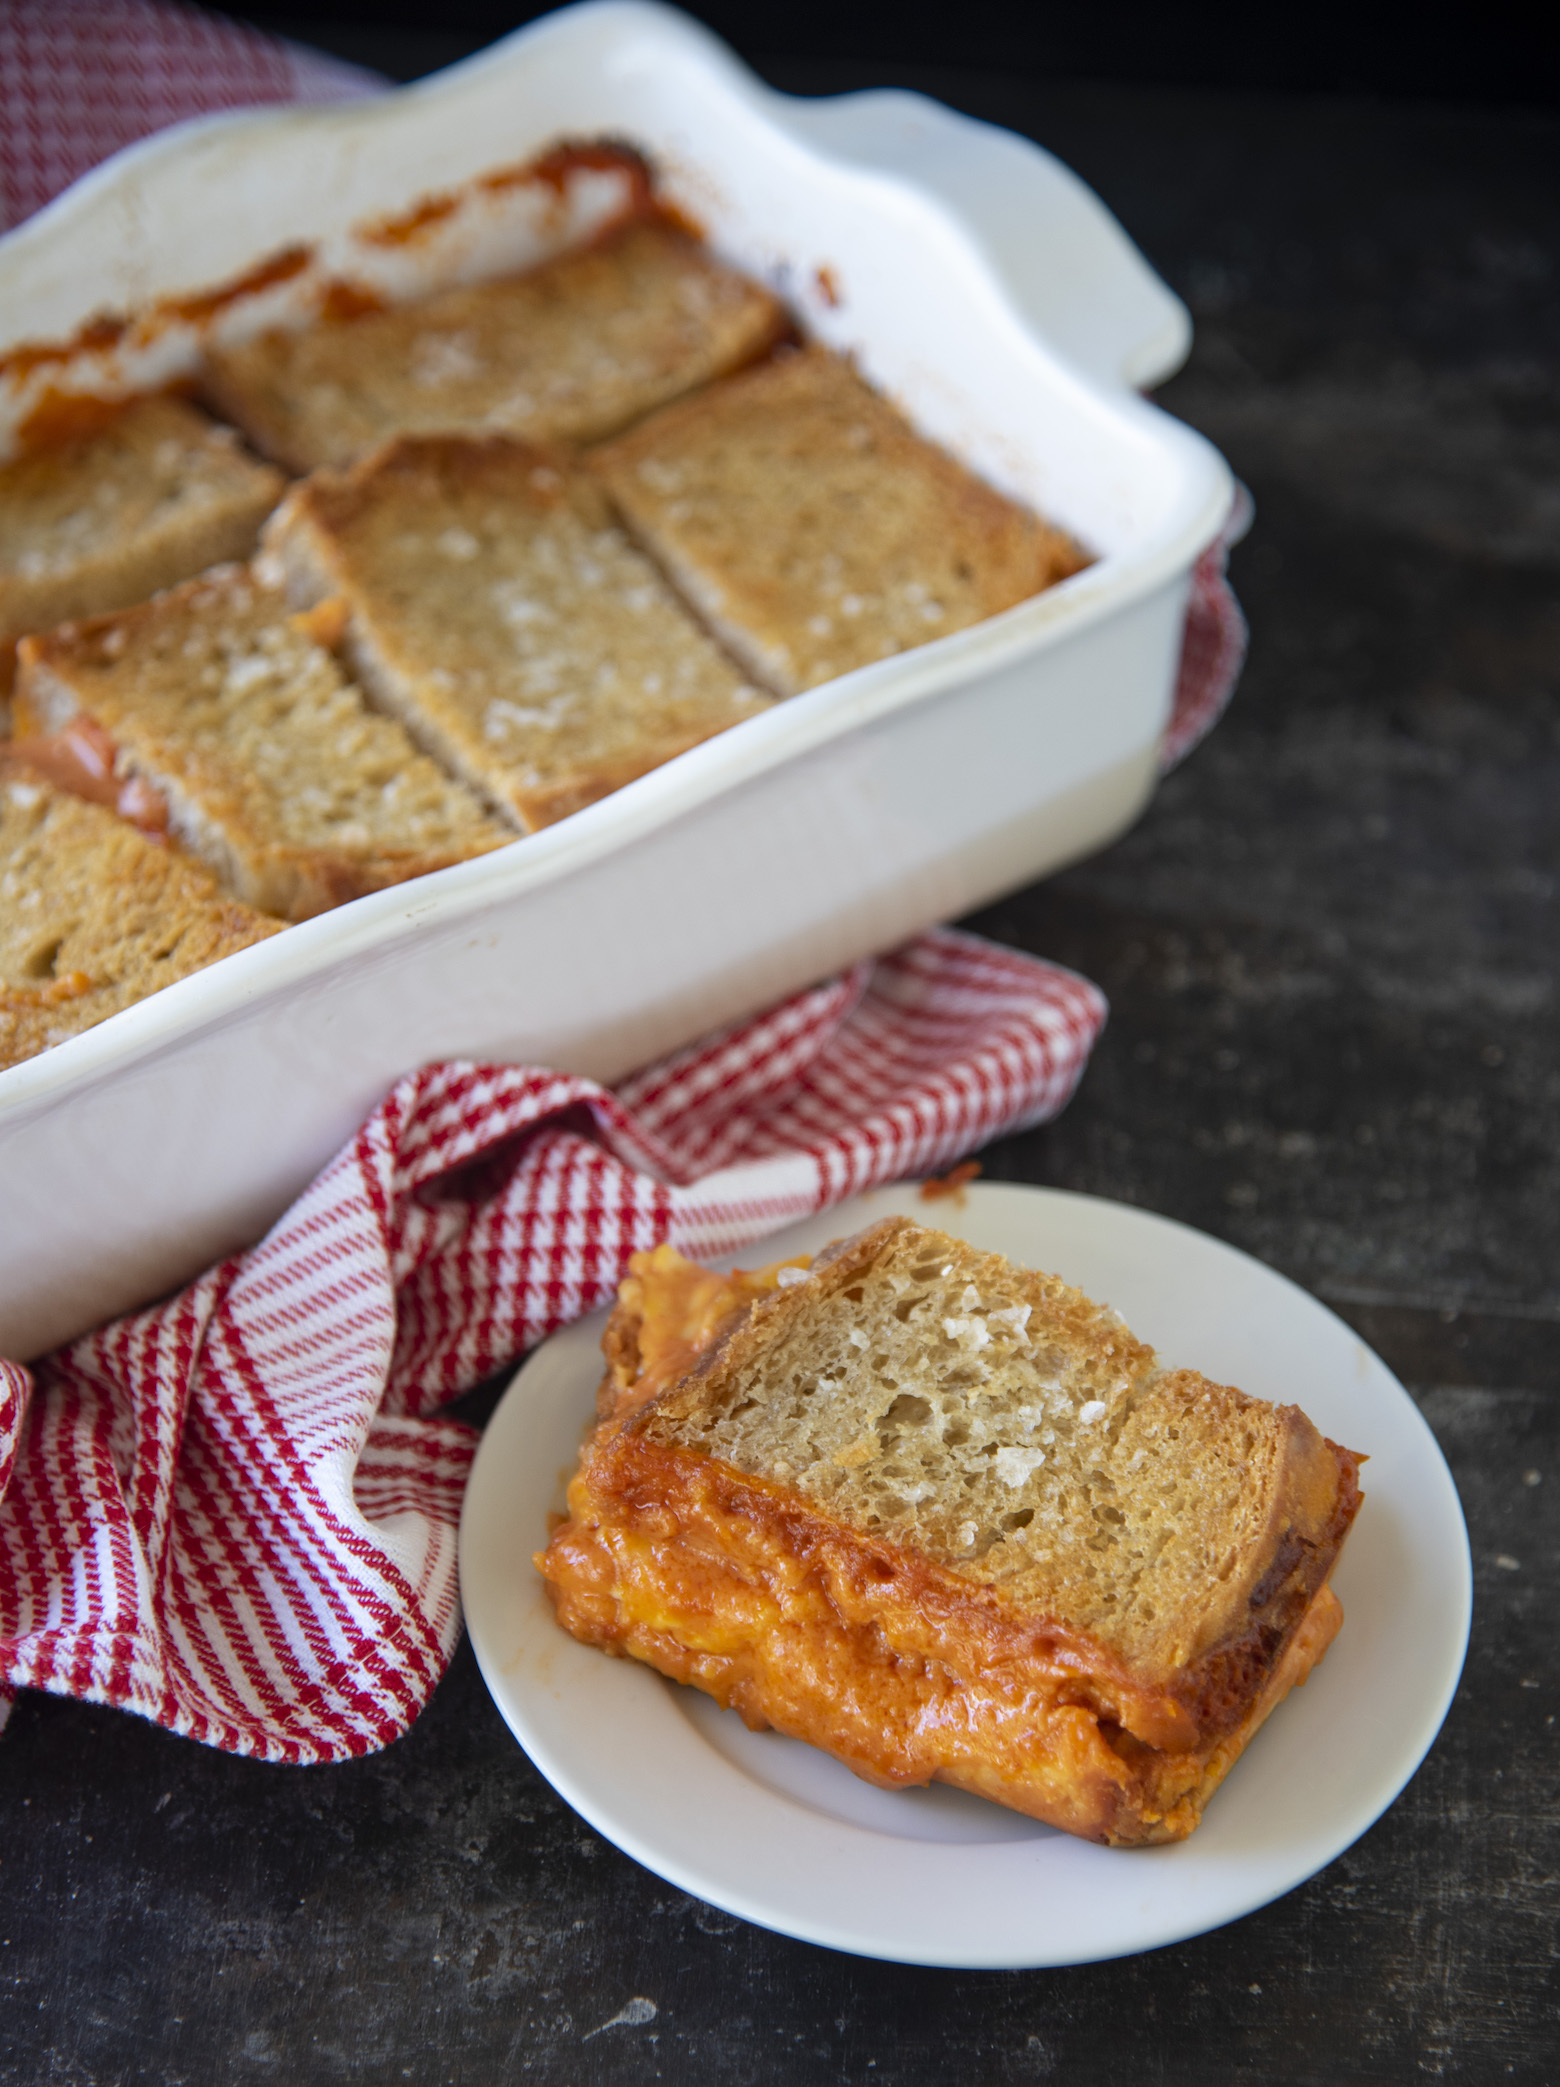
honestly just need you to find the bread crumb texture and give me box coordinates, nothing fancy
[202,218,787,472]
[0,395,285,682]
[0,769,281,1069]
[264,434,771,831]
[14,564,511,921]
[593,344,1090,696]
[546,1219,1357,1841]
[639,1217,1345,1682]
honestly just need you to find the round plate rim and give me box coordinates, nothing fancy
[458,1181,1472,1967]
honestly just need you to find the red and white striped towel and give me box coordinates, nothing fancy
[0,0,1247,1762]
[0,932,1105,1761]
[0,0,378,233]
[1162,482,1250,770]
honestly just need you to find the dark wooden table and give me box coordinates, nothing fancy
[3,63,1556,2087]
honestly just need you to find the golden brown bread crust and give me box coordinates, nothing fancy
[262,433,771,833]
[0,394,285,697]
[629,1220,1355,1678]
[537,1220,1363,1844]
[202,218,788,472]
[13,563,510,920]
[591,344,1091,696]
[0,763,282,1069]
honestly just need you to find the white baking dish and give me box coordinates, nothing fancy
[0,0,1229,1360]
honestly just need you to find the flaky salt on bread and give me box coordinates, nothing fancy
[539,1217,1362,1846]
[262,433,772,831]
[0,766,281,1071]
[203,218,787,474]
[591,344,1091,697]
[0,395,285,699]
[13,564,510,922]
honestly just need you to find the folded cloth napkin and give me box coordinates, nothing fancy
[0,0,1248,1763]
[0,932,1105,1761]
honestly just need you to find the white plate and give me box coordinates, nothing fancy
[458,1181,1471,1967]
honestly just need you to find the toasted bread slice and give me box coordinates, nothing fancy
[262,434,772,831]
[592,344,1091,697]
[0,764,281,1070]
[0,394,286,701]
[14,565,512,922]
[203,219,787,473]
[539,1218,1362,1846]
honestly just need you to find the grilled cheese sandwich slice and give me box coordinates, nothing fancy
[263,433,772,832]
[0,765,281,1070]
[592,344,1090,697]
[14,564,511,922]
[203,218,787,473]
[0,395,285,702]
[539,1218,1361,1846]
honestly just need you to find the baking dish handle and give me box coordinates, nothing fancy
[762,85,1192,394]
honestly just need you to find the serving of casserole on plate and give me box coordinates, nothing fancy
[0,0,1230,1360]
[460,1182,1471,1966]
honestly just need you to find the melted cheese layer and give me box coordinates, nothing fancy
[538,1428,1343,1846]
[604,1242,807,1417]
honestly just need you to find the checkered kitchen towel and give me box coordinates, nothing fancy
[0,932,1106,1761]
[0,0,1247,1763]
[0,0,379,232]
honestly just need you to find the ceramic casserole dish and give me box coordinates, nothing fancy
[0,0,1231,1358]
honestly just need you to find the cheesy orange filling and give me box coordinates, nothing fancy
[10,700,169,838]
[604,1242,809,1417]
[543,1242,1346,1844]
[7,601,341,841]
[0,970,94,1010]
[538,1429,1342,1847]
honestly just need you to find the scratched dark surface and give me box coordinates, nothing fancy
[3,55,1557,2087]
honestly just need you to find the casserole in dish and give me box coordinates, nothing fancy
[0,0,1230,1358]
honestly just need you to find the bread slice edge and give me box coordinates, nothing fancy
[540,1216,1362,1840]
